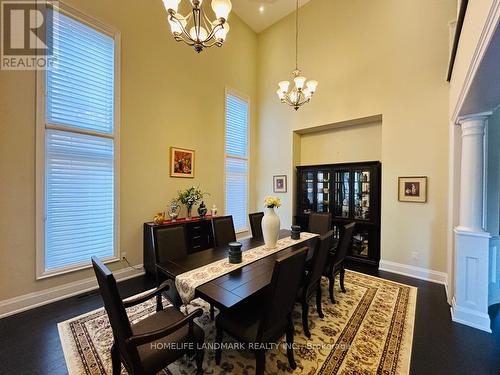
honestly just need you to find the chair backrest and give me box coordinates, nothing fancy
[212,215,236,247]
[306,230,334,290]
[332,222,356,266]
[308,212,332,235]
[249,212,264,240]
[91,257,133,355]
[259,247,308,339]
[154,225,188,263]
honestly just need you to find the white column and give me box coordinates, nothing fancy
[457,115,488,231]
[452,112,492,332]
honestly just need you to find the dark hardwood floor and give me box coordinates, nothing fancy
[349,264,500,375]
[1,266,499,375]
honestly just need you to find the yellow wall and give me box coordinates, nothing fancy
[0,0,257,300]
[255,0,456,272]
[299,121,382,166]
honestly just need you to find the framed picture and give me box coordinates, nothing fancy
[273,175,287,193]
[170,147,195,178]
[398,176,427,203]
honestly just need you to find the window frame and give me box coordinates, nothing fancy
[223,87,251,234]
[35,3,121,279]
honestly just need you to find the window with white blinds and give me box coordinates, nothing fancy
[37,8,119,277]
[225,93,249,232]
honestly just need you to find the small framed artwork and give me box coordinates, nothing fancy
[273,175,287,193]
[398,176,427,203]
[170,147,195,178]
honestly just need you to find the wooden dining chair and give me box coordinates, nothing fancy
[154,225,188,262]
[324,222,356,303]
[153,225,188,307]
[308,212,332,235]
[154,225,217,319]
[212,215,236,247]
[215,247,308,375]
[248,212,264,240]
[297,230,333,338]
[91,256,205,375]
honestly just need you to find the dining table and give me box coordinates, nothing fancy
[156,229,318,310]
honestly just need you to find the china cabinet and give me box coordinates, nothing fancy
[296,161,381,267]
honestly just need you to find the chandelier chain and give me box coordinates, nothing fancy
[295,0,299,70]
[276,0,318,110]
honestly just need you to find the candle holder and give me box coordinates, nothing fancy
[291,225,301,240]
[228,241,242,264]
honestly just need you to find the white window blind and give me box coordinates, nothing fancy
[42,10,117,274]
[225,93,249,232]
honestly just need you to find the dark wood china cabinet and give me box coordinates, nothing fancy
[296,161,381,267]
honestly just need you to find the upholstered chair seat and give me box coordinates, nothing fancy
[132,307,205,374]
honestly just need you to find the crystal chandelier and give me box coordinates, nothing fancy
[276,0,318,110]
[162,0,232,53]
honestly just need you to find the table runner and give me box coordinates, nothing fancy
[175,232,318,304]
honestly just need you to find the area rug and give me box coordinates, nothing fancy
[58,270,417,375]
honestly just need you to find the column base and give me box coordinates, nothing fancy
[453,227,491,333]
[451,297,492,333]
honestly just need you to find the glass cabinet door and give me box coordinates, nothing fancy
[351,228,370,258]
[354,169,371,220]
[300,171,314,214]
[316,170,330,213]
[333,170,350,218]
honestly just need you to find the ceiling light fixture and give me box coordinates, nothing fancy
[276,0,318,110]
[259,5,264,14]
[162,0,232,53]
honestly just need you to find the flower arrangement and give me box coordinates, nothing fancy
[177,186,208,207]
[264,196,281,208]
[177,186,209,219]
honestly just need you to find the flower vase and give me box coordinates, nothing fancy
[262,207,280,248]
[186,204,193,220]
[197,201,208,218]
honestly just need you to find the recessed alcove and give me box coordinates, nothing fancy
[295,115,382,166]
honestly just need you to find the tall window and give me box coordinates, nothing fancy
[37,8,119,278]
[225,92,249,232]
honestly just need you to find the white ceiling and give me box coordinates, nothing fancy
[231,0,311,33]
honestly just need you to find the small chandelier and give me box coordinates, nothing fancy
[276,0,318,110]
[162,0,232,53]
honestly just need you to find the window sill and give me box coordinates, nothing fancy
[36,256,121,280]
[236,229,251,240]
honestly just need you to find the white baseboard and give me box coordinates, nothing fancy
[451,297,492,333]
[0,264,144,319]
[379,259,448,292]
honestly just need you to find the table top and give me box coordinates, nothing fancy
[156,229,318,309]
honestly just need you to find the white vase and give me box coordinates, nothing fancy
[262,207,280,248]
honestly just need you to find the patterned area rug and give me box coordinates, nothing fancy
[58,271,417,375]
